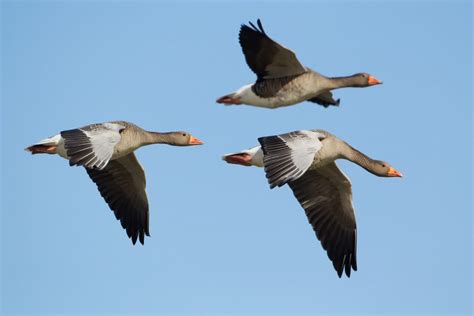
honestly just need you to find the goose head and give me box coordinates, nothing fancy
[165,132,204,146]
[369,160,403,177]
[352,73,383,87]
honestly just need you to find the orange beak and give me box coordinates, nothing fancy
[368,75,382,85]
[189,136,203,145]
[387,167,403,177]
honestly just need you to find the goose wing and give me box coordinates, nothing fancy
[85,152,149,245]
[288,162,357,278]
[61,122,125,170]
[239,19,306,80]
[258,130,325,188]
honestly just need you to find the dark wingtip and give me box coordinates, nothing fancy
[246,19,266,35]
[248,21,258,32]
[239,23,251,32]
[256,18,265,34]
[139,231,145,245]
[336,99,341,106]
[351,253,357,271]
[130,230,147,245]
[345,267,351,278]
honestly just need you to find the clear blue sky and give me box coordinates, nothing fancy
[1,1,472,315]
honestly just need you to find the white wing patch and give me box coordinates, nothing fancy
[283,130,323,172]
[258,130,325,188]
[61,122,124,170]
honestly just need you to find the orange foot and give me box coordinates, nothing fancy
[28,145,57,154]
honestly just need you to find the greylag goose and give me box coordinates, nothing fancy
[223,130,402,277]
[26,121,203,245]
[216,19,382,109]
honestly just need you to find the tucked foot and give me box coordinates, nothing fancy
[222,153,252,166]
[216,95,242,105]
[25,145,57,154]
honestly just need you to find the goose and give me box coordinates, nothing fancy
[222,130,402,277]
[26,121,203,245]
[216,19,382,109]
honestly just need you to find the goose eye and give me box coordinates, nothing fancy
[182,133,186,137]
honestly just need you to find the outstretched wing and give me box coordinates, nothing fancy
[239,19,307,80]
[61,122,124,170]
[258,130,325,188]
[288,163,357,278]
[85,153,150,245]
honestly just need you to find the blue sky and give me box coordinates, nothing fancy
[1,1,472,315]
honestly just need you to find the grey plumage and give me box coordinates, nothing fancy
[26,121,203,245]
[61,128,98,168]
[288,165,357,277]
[239,19,306,80]
[258,130,326,188]
[86,153,149,245]
[228,129,401,278]
[217,19,382,109]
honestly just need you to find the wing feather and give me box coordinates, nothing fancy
[85,153,149,245]
[258,130,324,188]
[61,122,124,170]
[288,163,357,278]
[239,19,306,79]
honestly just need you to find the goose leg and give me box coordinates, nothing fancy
[222,153,252,166]
[216,94,242,105]
[26,145,57,154]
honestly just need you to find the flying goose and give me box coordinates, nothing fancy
[217,19,382,109]
[26,121,203,245]
[223,130,402,277]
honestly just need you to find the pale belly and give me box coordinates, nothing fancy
[271,89,319,107]
[55,137,69,159]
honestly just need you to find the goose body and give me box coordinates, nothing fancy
[26,121,203,245]
[228,72,333,109]
[223,129,402,277]
[217,19,382,109]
